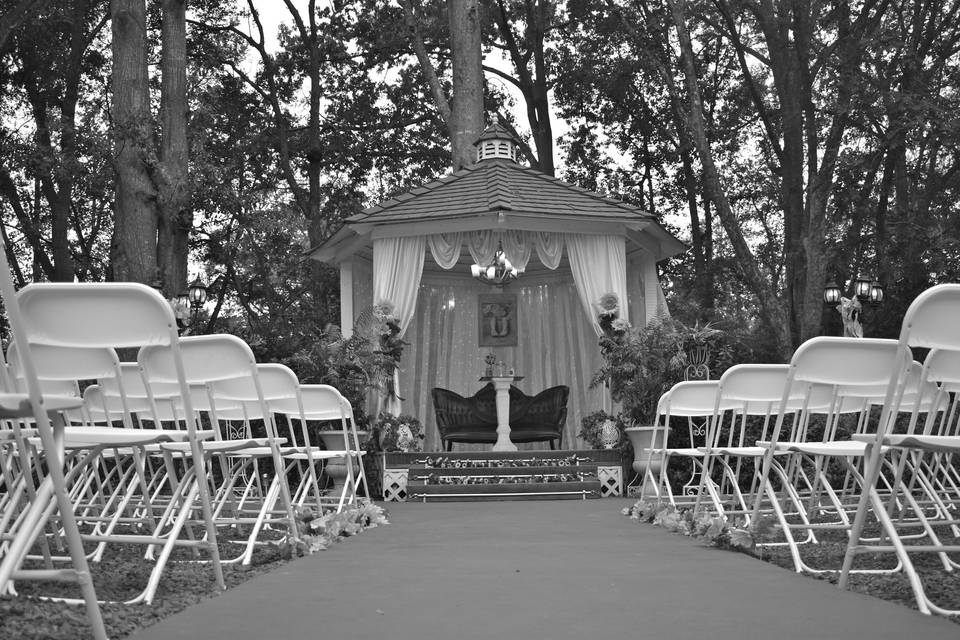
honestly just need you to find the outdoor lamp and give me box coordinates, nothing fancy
[869,280,884,305]
[174,291,190,310]
[188,276,208,309]
[854,276,873,301]
[823,281,841,305]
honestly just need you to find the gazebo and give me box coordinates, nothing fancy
[307,118,686,451]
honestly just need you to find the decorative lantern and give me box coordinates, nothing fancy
[188,276,208,308]
[869,281,884,305]
[854,276,873,301]
[823,282,841,305]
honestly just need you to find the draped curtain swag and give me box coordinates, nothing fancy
[429,230,564,273]
[427,232,462,269]
[534,232,563,269]
[565,234,629,336]
[500,230,532,273]
[466,229,499,266]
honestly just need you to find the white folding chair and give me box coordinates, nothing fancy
[271,384,369,512]
[10,282,226,605]
[743,338,912,575]
[840,284,960,615]
[0,250,107,637]
[138,334,301,565]
[640,381,722,505]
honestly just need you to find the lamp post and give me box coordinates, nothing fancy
[823,276,884,337]
[185,276,208,329]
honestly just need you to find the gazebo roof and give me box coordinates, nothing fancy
[307,125,686,264]
[349,159,656,225]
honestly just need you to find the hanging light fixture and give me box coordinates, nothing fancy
[470,245,519,286]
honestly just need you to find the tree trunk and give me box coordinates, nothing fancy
[110,0,158,284]
[449,0,484,169]
[157,0,190,296]
[668,0,790,357]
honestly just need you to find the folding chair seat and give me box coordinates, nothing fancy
[1,282,226,608]
[270,384,369,513]
[840,284,960,616]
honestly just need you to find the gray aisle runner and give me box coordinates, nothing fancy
[132,499,958,640]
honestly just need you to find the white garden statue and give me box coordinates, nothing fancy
[837,297,863,338]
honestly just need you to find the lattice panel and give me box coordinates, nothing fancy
[597,465,622,497]
[383,469,409,502]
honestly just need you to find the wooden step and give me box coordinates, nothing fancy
[405,480,602,502]
[380,448,626,502]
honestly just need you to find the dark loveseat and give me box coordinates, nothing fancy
[431,384,569,451]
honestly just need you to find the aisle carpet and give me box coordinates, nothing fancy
[131,499,958,640]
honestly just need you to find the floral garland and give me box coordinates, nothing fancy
[622,500,777,552]
[419,454,590,469]
[272,502,390,558]
[422,472,591,485]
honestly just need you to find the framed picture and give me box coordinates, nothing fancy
[478,293,518,347]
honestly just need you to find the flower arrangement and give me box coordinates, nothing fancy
[595,292,631,347]
[372,301,408,400]
[375,412,425,452]
[578,410,631,451]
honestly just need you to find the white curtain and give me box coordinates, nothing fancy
[565,234,629,335]
[404,276,605,451]
[373,236,427,415]
[427,232,462,269]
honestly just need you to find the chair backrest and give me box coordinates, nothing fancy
[139,334,271,432]
[898,283,960,350]
[17,282,178,349]
[7,343,118,383]
[14,282,205,435]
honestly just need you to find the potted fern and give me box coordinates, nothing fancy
[590,309,724,490]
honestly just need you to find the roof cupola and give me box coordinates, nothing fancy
[475,114,519,163]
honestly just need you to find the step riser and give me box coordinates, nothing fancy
[381,449,627,502]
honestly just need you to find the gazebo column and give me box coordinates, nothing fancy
[339,260,354,338]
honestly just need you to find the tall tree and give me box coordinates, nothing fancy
[402,0,484,170]
[483,0,556,174]
[110,0,157,283]
[156,0,191,294]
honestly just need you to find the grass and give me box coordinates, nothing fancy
[0,502,389,639]
[0,536,292,639]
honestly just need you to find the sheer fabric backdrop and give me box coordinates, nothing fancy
[403,275,604,451]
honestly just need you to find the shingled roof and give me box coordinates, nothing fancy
[347,158,653,225]
[307,118,685,263]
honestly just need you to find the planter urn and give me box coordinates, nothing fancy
[624,425,671,495]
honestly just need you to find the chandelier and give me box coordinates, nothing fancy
[470,246,519,286]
